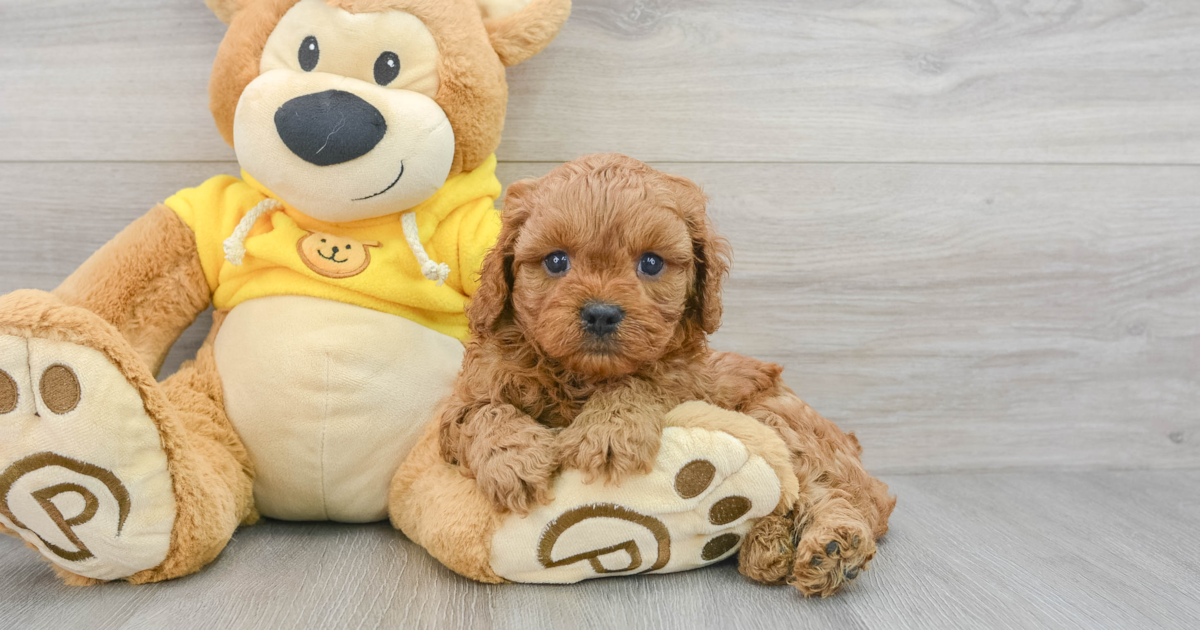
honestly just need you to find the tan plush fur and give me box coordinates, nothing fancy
[486,0,573,67]
[0,0,570,584]
[437,154,896,596]
[0,291,256,585]
[389,421,507,583]
[207,0,570,175]
[205,0,252,23]
[53,205,210,377]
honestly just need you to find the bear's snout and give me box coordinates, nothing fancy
[274,90,387,166]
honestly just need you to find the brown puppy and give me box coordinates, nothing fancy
[438,154,896,597]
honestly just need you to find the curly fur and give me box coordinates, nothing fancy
[438,153,896,596]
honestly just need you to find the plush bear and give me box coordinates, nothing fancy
[0,0,571,584]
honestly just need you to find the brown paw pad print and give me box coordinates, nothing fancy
[674,459,758,565]
[0,335,176,581]
[39,364,81,414]
[0,369,17,414]
[490,425,783,583]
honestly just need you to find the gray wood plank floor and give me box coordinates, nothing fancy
[2,471,1198,630]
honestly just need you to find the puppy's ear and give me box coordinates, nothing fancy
[469,178,536,336]
[668,174,732,335]
[480,0,572,67]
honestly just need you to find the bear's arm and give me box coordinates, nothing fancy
[53,204,210,376]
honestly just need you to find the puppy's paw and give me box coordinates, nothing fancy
[557,415,660,486]
[738,514,795,585]
[791,521,875,597]
[468,425,558,515]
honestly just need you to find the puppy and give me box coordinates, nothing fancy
[438,154,895,596]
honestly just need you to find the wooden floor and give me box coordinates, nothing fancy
[1,0,1198,628]
[3,470,1198,630]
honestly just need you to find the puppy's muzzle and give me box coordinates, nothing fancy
[581,302,624,337]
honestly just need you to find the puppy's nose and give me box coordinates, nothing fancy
[581,302,625,337]
[331,246,340,254]
[274,90,387,166]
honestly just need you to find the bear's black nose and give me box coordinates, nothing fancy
[581,302,625,337]
[274,90,387,166]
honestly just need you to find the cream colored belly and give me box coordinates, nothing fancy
[213,296,464,522]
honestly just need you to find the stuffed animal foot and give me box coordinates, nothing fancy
[393,401,801,584]
[490,420,783,583]
[0,293,176,583]
[789,514,876,597]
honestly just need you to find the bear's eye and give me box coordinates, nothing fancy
[374,52,400,86]
[345,244,352,249]
[320,238,326,243]
[638,252,665,277]
[543,251,570,277]
[298,36,319,72]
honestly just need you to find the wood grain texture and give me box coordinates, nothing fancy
[2,471,1197,629]
[2,161,1196,473]
[2,1,1199,164]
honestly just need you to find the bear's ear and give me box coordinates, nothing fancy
[205,0,249,24]
[479,0,572,67]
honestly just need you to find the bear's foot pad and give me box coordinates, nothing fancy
[490,426,781,583]
[0,335,175,581]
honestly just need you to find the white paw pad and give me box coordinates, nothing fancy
[0,335,175,580]
[490,426,782,583]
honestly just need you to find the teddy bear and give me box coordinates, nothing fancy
[0,0,572,584]
[2,0,892,596]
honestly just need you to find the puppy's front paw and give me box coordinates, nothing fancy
[557,416,660,485]
[467,425,557,515]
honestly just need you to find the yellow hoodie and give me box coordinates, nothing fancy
[165,155,502,342]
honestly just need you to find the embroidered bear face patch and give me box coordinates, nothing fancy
[296,231,379,279]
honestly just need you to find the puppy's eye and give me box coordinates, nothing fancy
[638,253,665,277]
[543,251,570,277]
[374,52,400,86]
[298,36,319,72]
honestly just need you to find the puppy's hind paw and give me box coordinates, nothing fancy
[737,514,794,585]
[791,521,875,597]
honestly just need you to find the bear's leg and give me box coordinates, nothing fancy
[0,290,254,585]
